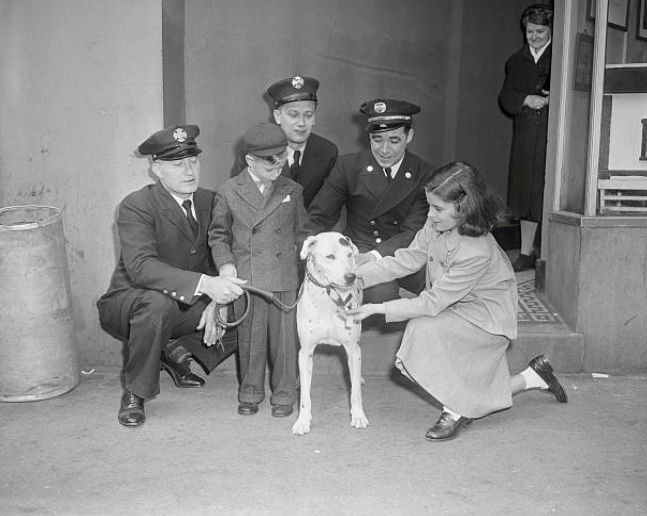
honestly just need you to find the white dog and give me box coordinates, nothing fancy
[292,231,368,435]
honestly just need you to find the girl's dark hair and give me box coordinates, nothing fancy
[521,3,553,29]
[424,161,508,237]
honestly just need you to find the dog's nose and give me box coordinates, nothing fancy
[344,273,357,284]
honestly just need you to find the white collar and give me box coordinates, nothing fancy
[169,192,194,208]
[288,143,307,166]
[246,168,272,193]
[529,40,551,63]
[384,155,405,178]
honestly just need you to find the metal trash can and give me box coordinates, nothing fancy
[0,205,79,402]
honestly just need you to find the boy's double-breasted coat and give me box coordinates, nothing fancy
[209,171,309,406]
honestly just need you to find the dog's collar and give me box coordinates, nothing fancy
[305,269,356,309]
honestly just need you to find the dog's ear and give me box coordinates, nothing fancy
[300,235,317,260]
[344,236,359,256]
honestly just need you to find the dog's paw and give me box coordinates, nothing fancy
[350,411,369,429]
[292,417,312,435]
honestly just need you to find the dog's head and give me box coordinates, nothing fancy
[300,232,359,289]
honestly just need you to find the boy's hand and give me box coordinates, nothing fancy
[199,276,246,304]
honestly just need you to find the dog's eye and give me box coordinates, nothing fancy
[326,254,336,260]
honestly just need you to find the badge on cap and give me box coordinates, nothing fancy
[292,76,304,89]
[173,128,187,143]
[374,102,387,114]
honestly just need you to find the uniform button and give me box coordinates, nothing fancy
[190,249,196,254]
[275,228,281,234]
[369,220,376,226]
[276,252,282,258]
[375,238,382,244]
[179,295,185,301]
[252,227,258,234]
[393,220,399,225]
[171,292,177,297]
[372,230,379,237]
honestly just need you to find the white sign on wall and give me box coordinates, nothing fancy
[608,93,647,171]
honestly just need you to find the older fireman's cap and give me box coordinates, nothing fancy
[359,99,421,132]
[138,125,202,161]
[267,76,319,107]
[243,122,288,157]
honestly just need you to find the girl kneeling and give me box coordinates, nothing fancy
[347,161,567,441]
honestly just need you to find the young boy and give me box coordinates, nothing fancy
[209,122,309,418]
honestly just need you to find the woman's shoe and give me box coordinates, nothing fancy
[528,355,568,403]
[425,412,472,441]
[513,253,535,272]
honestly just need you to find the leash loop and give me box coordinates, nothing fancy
[215,284,300,329]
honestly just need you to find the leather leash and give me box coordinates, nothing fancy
[214,255,359,329]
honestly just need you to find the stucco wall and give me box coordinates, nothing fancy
[183,0,525,198]
[184,0,450,191]
[0,0,164,365]
[0,0,529,368]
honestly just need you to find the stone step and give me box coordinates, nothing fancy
[213,282,584,378]
[509,322,583,373]
[297,320,583,378]
[214,320,583,378]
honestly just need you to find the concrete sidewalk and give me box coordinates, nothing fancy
[1,366,645,515]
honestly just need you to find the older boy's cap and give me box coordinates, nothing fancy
[243,122,288,157]
[359,99,421,132]
[267,76,319,107]
[138,125,202,160]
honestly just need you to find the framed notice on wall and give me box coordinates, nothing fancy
[574,33,595,91]
[639,0,647,40]
[588,0,630,31]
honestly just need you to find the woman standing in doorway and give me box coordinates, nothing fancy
[499,4,553,271]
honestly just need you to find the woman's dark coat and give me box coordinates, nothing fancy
[499,44,551,222]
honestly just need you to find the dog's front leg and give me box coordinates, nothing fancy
[292,344,315,435]
[346,344,369,429]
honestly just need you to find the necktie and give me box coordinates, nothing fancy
[384,167,392,183]
[290,150,302,182]
[181,199,198,237]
